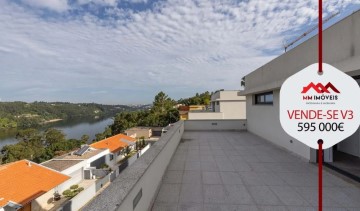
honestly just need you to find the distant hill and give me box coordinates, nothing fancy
[0,101,147,129]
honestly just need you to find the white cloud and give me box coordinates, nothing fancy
[0,0,359,103]
[21,0,69,12]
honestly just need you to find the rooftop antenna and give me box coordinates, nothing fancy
[284,11,340,52]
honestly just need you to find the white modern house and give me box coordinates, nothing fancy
[188,90,246,120]
[241,10,360,163]
[42,146,109,183]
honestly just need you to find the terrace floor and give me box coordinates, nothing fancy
[152,131,360,211]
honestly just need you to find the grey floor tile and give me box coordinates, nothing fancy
[286,207,316,211]
[257,172,287,186]
[156,184,181,204]
[203,184,226,203]
[248,186,282,206]
[269,186,309,206]
[238,172,265,186]
[168,160,186,171]
[201,161,219,171]
[224,185,254,205]
[185,161,201,171]
[179,184,203,204]
[182,170,201,184]
[152,203,178,211]
[178,203,203,211]
[232,161,252,172]
[220,171,243,185]
[202,171,222,184]
[257,206,287,211]
[163,170,183,184]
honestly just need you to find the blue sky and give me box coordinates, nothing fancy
[0,0,359,104]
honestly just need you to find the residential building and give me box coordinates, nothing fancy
[125,127,152,138]
[188,90,246,120]
[0,160,69,211]
[42,146,109,183]
[178,106,189,120]
[90,134,136,168]
[241,10,360,164]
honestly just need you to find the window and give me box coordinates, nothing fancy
[254,92,273,105]
[216,101,219,105]
[109,154,114,161]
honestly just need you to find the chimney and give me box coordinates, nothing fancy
[27,161,31,167]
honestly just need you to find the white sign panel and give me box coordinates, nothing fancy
[280,63,360,149]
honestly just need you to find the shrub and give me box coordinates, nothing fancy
[78,187,84,192]
[62,189,72,196]
[70,185,79,190]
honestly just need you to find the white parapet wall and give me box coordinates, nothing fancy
[185,119,247,131]
[188,111,224,120]
[82,121,185,211]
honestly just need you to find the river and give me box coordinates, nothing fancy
[0,117,114,149]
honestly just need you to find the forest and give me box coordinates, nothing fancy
[0,101,136,129]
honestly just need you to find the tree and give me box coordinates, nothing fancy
[152,91,175,114]
[44,128,66,146]
[241,76,245,88]
[81,135,89,144]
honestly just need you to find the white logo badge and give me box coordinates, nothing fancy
[280,63,360,149]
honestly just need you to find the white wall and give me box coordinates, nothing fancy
[220,101,246,119]
[32,188,56,211]
[185,120,247,131]
[115,122,184,211]
[246,90,311,160]
[188,112,224,120]
[338,128,360,157]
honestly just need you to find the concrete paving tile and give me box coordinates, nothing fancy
[241,155,260,163]
[201,161,219,172]
[232,161,252,172]
[152,203,178,211]
[203,184,226,203]
[185,161,201,171]
[269,186,309,206]
[257,172,287,186]
[182,171,201,184]
[216,160,236,172]
[163,170,183,184]
[257,206,287,211]
[168,160,185,171]
[204,204,259,211]
[156,184,181,204]
[247,186,282,206]
[179,184,203,204]
[178,203,203,211]
[220,171,243,185]
[200,155,215,162]
[224,185,254,205]
[285,207,316,211]
[238,172,266,186]
[293,187,342,207]
[248,163,273,172]
[324,187,360,208]
[202,171,222,184]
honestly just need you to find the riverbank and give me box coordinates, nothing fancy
[43,119,63,124]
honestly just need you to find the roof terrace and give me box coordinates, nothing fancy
[84,120,360,211]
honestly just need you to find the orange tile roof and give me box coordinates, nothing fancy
[90,134,136,153]
[0,160,70,207]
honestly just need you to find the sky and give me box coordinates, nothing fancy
[0,0,359,104]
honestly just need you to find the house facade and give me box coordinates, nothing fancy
[241,10,360,162]
[90,134,136,169]
[124,127,152,138]
[0,160,69,211]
